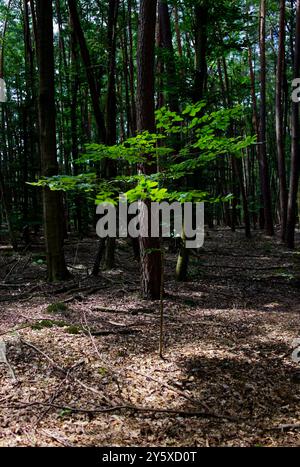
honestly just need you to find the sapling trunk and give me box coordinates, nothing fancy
[176,230,189,282]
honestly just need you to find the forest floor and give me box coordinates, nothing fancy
[0,228,299,447]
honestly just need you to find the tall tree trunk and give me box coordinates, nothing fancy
[276,0,288,242]
[248,44,264,229]
[174,2,183,58]
[36,0,69,282]
[0,170,17,250]
[0,0,17,250]
[106,0,119,146]
[128,0,137,132]
[70,14,83,236]
[104,0,119,269]
[158,0,179,112]
[259,0,274,236]
[121,0,133,137]
[194,3,208,101]
[137,0,162,300]
[286,0,300,248]
[68,0,106,142]
[0,0,12,80]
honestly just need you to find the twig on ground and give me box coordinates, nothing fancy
[270,423,300,431]
[3,399,242,422]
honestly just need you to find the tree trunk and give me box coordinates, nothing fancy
[36,0,69,282]
[0,0,12,80]
[104,0,119,269]
[176,229,189,282]
[194,4,208,101]
[121,0,133,137]
[158,0,179,112]
[259,0,274,236]
[0,0,17,250]
[174,2,183,58]
[137,0,162,300]
[128,0,137,132]
[248,44,265,230]
[276,0,288,242]
[286,0,300,248]
[68,0,106,143]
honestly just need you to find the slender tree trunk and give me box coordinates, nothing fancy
[0,0,12,80]
[70,15,83,236]
[233,157,251,238]
[248,44,265,229]
[158,0,179,112]
[137,0,162,300]
[106,0,119,146]
[121,0,133,137]
[104,0,119,269]
[0,0,17,250]
[259,0,274,236]
[23,0,37,233]
[286,0,300,248]
[36,0,69,282]
[68,0,106,142]
[176,230,189,281]
[174,2,183,58]
[194,4,208,101]
[0,170,17,250]
[128,0,137,132]
[276,0,288,242]
[29,0,38,47]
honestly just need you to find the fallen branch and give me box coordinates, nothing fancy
[90,306,155,315]
[271,423,300,432]
[0,340,17,382]
[88,328,140,336]
[3,399,241,422]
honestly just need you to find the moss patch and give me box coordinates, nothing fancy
[65,325,83,335]
[31,319,67,331]
[47,302,69,314]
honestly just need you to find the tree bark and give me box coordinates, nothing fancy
[174,2,183,58]
[137,0,162,300]
[276,0,288,242]
[104,0,119,269]
[68,0,106,143]
[36,0,69,282]
[0,0,12,79]
[248,44,264,229]
[194,4,208,101]
[286,0,300,248]
[158,0,179,112]
[128,0,137,132]
[259,0,274,236]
